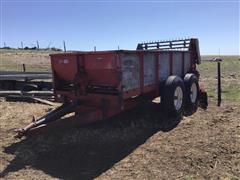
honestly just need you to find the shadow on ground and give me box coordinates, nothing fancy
[1,103,182,180]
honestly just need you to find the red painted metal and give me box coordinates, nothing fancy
[50,39,202,124]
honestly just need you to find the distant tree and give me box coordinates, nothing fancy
[24,46,37,50]
[1,46,11,49]
[50,47,62,51]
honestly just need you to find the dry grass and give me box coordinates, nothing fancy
[0,49,54,72]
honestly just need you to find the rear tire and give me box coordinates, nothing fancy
[184,74,199,116]
[162,76,186,117]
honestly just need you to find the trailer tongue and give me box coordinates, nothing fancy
[15,38,208,138]
[15,102,79,138]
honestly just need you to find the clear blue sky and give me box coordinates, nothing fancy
[1,0,239,55]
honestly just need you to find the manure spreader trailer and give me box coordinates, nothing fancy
[16,38,208,138]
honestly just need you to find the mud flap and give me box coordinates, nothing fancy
[199,89,208,110]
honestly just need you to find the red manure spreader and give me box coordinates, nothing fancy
[16,38,208,138]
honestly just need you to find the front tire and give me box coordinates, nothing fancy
[162,76,186,117]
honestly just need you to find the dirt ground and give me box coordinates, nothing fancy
[0,98,239,180]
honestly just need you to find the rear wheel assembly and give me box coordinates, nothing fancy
[183,73,199,116]
[162,75,186,117]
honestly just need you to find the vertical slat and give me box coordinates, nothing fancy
[169,51,173,75]
[172,52,182,76]
[143,53,156,86]
[155,52,159,85]
[184,52,191,74]
[140,52,144,93]
[190,51,193,71]
[182,52,185,77]
[120,52,140,91]
[158,52,170,82]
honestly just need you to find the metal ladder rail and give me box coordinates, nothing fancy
[136,38,191,50]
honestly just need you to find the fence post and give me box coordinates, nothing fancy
[217,61,221,106]
[63,41,66,52]
[22,64,26,72]
[37,41,39,50]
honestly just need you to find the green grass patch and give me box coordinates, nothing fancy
[198,56,240,101]
[198,57,240,77]
[207,89,240,101]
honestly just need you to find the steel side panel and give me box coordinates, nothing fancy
[123,88,141,99]
[84,53,116,70]
[143,84,157,93]
[143,53,156,86]
[84,53,119,86]
[120,53,140,92]
[184,52,191,74]
[172,52,183,77]
[158,52,170,82]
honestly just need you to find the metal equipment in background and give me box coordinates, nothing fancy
[0,70,53,103]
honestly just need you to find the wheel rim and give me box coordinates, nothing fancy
[190,82,197,103]
[174,86,183,111]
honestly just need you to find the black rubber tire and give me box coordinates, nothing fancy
[183,73,199,116]
[162,76,186,117]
